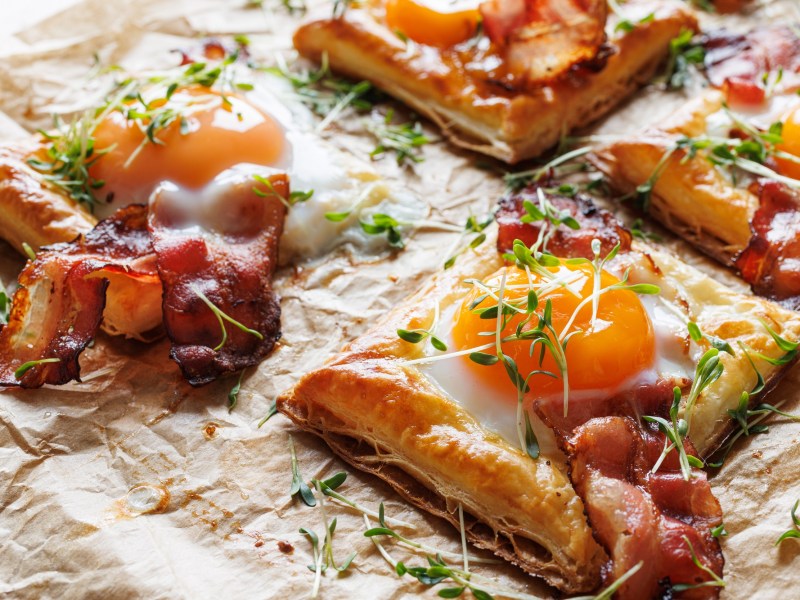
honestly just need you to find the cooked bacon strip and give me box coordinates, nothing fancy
[496,185,632,257]
[479,0,608,83]
[734,180,800,310]
[148,173,287,386]
[500,191,724,597]
[535,385,725,599]
[0,206,158,388]
[703,26,800,106]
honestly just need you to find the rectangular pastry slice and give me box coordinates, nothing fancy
[592,26,800,307]
[278,185,800,596]
[292,0,697,163]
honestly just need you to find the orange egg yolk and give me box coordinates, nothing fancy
[384,0,481,48]
[451,263,656,402]
[775,105,800,180]
[88,87,285,202]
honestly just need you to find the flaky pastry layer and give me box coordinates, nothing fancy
[0,143,96,254]
[293,0,697,163]
[591,91,759,263]
[278,226,800,593]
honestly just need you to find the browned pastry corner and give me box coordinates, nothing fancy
[293,0,697,163]
[0,143,96,254]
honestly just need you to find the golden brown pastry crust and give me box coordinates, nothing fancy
[280,236,606,593]
[591,91,759,263]
[279,226,800,592]
[0,143,96,254]
[293,0,698,163]
[0,142,161,339]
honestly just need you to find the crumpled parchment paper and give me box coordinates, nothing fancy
[0,1,798,598]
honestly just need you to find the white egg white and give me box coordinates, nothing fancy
[93,67,427,259]
[418,272,695,455]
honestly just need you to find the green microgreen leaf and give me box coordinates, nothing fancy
[630,218,662,243]
[289,436,316,507]
[776,500,800,545]
[192,285,263,351]
[257,400,279,427]
[711,523,728,538]
[227,369,245,413]
[14,357,61,380]
[688,322,734,355]
[368,109,430,166]
[663,28,705,91]
[671,535,725,592]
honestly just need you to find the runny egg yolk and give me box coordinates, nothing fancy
[775,105,800,180]
[451,263,656,401]
[384,0,481,48]
[88,87,285,202]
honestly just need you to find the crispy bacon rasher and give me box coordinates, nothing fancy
[479,0,609,83]
[498,188,725,598]
[0,206,157,387]
[536,387,724,598]
[0,175,287,388]
[149,174,286,385]
[495,184,631,257]
[703,26,800,106]
[735,180,800,310]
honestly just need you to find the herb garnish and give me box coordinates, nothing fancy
[289,435,316,507]
[630,218,662,243]
[369,109,430,166]
[443,214,494,269]
[266,53,377,128]
[301,474,358,598]
[21,242,36,261]
[191,285,264,351]
[775,499,800,545]
[688,321,734,355]
[360,213,406,248]
[671,536,725,592]
[711,523,728,538]
[504,146,593,191]
[397,301,448,351]
[646,348,723,480]
[257,400,279,427]
[227,369,245,412]
[608,0,654,34]
[663,29,705,90]
[14,357,61,380]
[0,280,10,326]
[706,330,800,468]
[252,174,313,208]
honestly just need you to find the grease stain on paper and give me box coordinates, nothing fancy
[112,483,171,519]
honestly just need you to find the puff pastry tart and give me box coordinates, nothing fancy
[279,183,800,597]
[0,44,289,387]
[592,25,800,308]
[292,0,697,163]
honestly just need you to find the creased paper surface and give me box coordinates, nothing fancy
[0,1,798,598]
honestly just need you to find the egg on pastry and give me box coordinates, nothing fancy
[278,186,800,597]
[423,257,692,454]
[292,0,698,163]
[0,43,423,387]
[592,25,800,308]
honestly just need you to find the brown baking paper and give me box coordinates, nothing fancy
[0,0,799,598]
